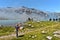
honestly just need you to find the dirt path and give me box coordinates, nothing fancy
[0,32,24,38]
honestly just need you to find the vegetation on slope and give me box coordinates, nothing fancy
[12,21,60,40]
[0,21,60,40]
[0,26,15,36]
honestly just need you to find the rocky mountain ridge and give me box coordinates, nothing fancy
[0,6,60,20]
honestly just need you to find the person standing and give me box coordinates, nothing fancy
[15,24,20,38]
[15,23,23,38]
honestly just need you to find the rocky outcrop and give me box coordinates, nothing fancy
[0,6,49,20]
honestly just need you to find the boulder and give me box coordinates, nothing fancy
[53,30,60,34]
[46,36,52,40]
[54,34,60,38]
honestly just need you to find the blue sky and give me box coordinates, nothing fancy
[0,0,60,12]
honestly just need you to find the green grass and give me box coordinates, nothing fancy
[0,26,15,36]
[11,21,60,40]
[0,21,60,40]
[24,21,58,28]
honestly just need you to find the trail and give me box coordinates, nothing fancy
[0,32,24,38]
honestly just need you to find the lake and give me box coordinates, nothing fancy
[0,20,26,26]
[0,13,50,26]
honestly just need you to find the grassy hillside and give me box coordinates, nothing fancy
[0,21,60,40]
[12,21,60,40]
[0,26,15,36]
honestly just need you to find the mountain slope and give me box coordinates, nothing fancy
[0,6,50,20]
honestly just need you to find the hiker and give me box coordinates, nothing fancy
[15,23,23,38]
[15,24,20,38]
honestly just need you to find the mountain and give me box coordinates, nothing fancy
[1,6,60,21]
[0,17,8,20]
[0,6,49,21]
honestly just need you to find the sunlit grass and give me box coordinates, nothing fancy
[0,21,60,40]
[12,21,60,40]
[0,26,15,36]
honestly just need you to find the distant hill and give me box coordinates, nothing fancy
[0,6,60,20]
[0,6,49,20]
[0,17,8,20]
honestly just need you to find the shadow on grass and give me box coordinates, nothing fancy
[18,35,24,37]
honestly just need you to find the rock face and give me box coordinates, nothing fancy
[0,6,60,21]
[0,6,49,21]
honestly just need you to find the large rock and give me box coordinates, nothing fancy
[46,36,52,40]
[54,34,60,38]
[53,30,60,34]
[53,30,60,38]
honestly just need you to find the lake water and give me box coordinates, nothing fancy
[0,19,48,26]
[0,13,50,25]
[0,20,26,26]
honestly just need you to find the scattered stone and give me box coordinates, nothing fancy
[53,30,60,34]
[32,36,35,39]
[29,35,37,39]
[34,35,37,37]
[28,24,31,26]
[41,30,47,34]
[54,34,60,38]
[46,36,52,40]
[31,25,34,28]
[54,34,57,37]
[53,30,60,38]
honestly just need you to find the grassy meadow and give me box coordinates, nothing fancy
[0,21,60,40]
[0,26,15,36]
